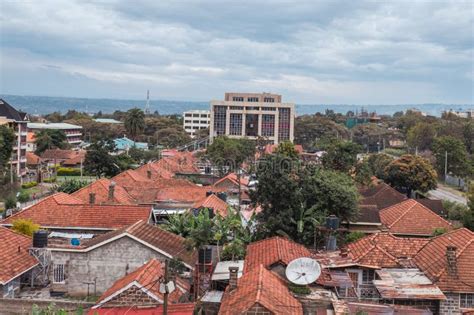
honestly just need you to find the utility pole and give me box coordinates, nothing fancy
[163,259,169,315]
[445,151,448,181]
[80,158,83,179]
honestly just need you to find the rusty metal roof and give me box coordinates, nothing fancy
[373,268,446,300]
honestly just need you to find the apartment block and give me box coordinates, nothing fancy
[27,122,83,147]
[183,110,210,138]
[210,93,295,144]
[0,99,29,179]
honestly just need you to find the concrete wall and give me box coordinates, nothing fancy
[440,293,461,315]
[50,236,170,297]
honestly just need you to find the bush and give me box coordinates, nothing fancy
[345,231,366,243]
[17,190,30,203]
[56,167,81,176]
[42,177,57,183]
[21,181,38,189]
[432,227,447,236]
[56,179,89,194]
[12,219,40,236]
[5,195,17,209]
[288,283,311,295]
[382,148,407,157]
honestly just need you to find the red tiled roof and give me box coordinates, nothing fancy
[26,132,35,143]
[359,182,407,210]
[89,304,195,315]
[1,194,150,230]
[214,172,249,188]
[0,226,39,284]
[112,169,153,186]
[80,221,197,267]
[414,228,474,292]
[96,259,189,308]
[26,152,41,166]
[220,264,303,315]
[244,236,312,272]
[347,233,429,268]
[134,162,175,180]
[41,149,85,161]
[71,179,136,205]
[380,199,453,236]
[193,194,229,217]
[62,154,85,166]
[156,185,222,203]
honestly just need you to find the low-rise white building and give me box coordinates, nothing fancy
[183,110,210,137]
[27,122,83,147]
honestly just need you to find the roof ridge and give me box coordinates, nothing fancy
[382,199,416,228]
[255,265,264,303]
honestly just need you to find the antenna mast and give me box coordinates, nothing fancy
[145,90,150,115]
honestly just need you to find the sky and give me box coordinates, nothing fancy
[0,0,473,104]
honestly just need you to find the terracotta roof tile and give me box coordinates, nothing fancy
[193,194,229,217]
[380,199,453,236]
[81,221,197,267]
[1,194,151,230]
[41,149,85,161]
[0,226,39,284]
[26,152,41,166]
[71,179,136,205]
[347,233,429,268]
[89,304,195,315]
[244,236,313,272]
[96,258,189,307]
[414,228,474,292]
[219,265,303,315]
[214,172,250,188]
[359,182,408,210]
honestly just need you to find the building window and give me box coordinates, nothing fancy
[230,106,244,110]
[362,269,376,284]
[200,120,208,124]
[229,113,243,136]
[201,114,208,118]
[185,114,192,117]
[278,108,291,142]
[262,107,276,111]
[247,97,259,102]
[193,120,200,124]
[213,106,227,135]
[185,120,191,123]
[53,264,65,283]
[264,97,274,103]
[461,293,474,308]
[247,107,260,111]
[261,114,275,137]
[232,97,244,102]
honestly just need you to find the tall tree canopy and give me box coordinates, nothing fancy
[0,125,15,168]
[294,115,349,151]
[83,141,120,178]
[407,122,437,152]
[252,154,359,245]
[367,153,394,181]
[384,154,437,196]
[207,136,255,174]
[432,136,470,178]
[321,140,362,173]
[124,108,145,140]
[34,129,68,155]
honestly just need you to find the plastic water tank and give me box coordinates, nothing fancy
[33,230,48,248]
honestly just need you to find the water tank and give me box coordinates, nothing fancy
[198,246,213,264]
[325,215,340,230]
[326,235,337,251]
[33,230,48,248]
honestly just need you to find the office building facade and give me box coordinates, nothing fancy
[183,110,210,138]
[210,93,294,144]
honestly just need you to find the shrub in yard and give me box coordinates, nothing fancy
[5,195,17,209]
[21,181,38,189]
[345,231,365,244]
[17,190,30,203]
[56,179,89,194]
[56,167,81,176]
[42,177,57,183]
[12,219,40,237]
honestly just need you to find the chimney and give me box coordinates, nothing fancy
[89,192,96,205]
[147,170,152,179]
[228,266,239,290]
[340,247,348,258]
[108,181,116,201]
[446,245,458,277]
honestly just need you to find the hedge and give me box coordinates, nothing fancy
[21,181,38,189]
[56,167,81,176]
[42,177,57,183]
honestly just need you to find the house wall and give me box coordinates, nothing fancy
[245,302,272,315]
[440,293,461,315]
[50,236,171,296]
[101,285,160,308]
[1,276,21,298]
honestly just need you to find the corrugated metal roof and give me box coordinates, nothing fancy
[201,290,224,303]
[373,268,446,300]
[28,122,82,129]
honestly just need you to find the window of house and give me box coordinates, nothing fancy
[248,97,259,102]
[53,264,65,283]
[264,97,275,103]
[201,114,208,118]
[362,269,376,284]
[461,293,474,308]
[232,97,244,102]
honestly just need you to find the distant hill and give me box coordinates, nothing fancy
[1,94,472,117]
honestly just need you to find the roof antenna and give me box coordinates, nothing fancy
[145,90,150,115]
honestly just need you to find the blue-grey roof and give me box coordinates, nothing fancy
[27,122,82,130]
[113,137,148,150]
[94,118,123,124]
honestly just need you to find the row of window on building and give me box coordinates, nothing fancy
[232,96,275,103]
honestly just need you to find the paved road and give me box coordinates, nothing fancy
[428,188,467,205]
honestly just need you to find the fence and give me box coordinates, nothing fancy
[445,174,469,191]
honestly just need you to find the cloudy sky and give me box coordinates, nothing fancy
[0,0,473,104]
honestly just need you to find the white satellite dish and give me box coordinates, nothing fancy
[285,257,321,285]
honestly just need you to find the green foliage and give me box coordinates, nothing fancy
[294,115,349,151]
[35,129,68,155]
[124,108,145,140]
[384,154,437,196]
[0,125,15,167]
[432,227,447,236]
[115,153,137,171]
[154,127,191,148]
[351,123,389,152]
[464,184,474,231]
[32,303,82,315]
[288,283,311,295]
[442,200,469,221]
[274,141,299,159]
[432,136,470,178]
[354,160,373,186]
[56,167,81,176]
[367,153,393,180]
[252,154,359,245]
[17,190,30,202]
[12,219,40,237]
[5,195,17,209]
[207,136,256,175]
[56,179,89,194]
[43,177,57,183]
[407,122,437,151]
[381,148,407,157]
[22,181,38,189]
[322,140,362,173]
[83,141,120,178]
[345,231,366,243]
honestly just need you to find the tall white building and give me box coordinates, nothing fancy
[183,110,210,138]
[210,92,295,144]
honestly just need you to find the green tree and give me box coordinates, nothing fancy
[34,129,68,155]
[354,159,373,186]
[432,136,470,178]
[464,184,474,231]
[0,125,15,167]
[83,141,120,178]
[407,122,437,151]
[384,154,437,196]
[274,141,299,159]
[367,153,393,180]
[12,219,40,237]
[294,115,349,151]
[207,136,255,174]
[56,179,89,194]
[322,140,362,173]
[124,108,145,140]
[154,127,191,148]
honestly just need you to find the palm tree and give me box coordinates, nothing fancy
[124,108,145,140]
